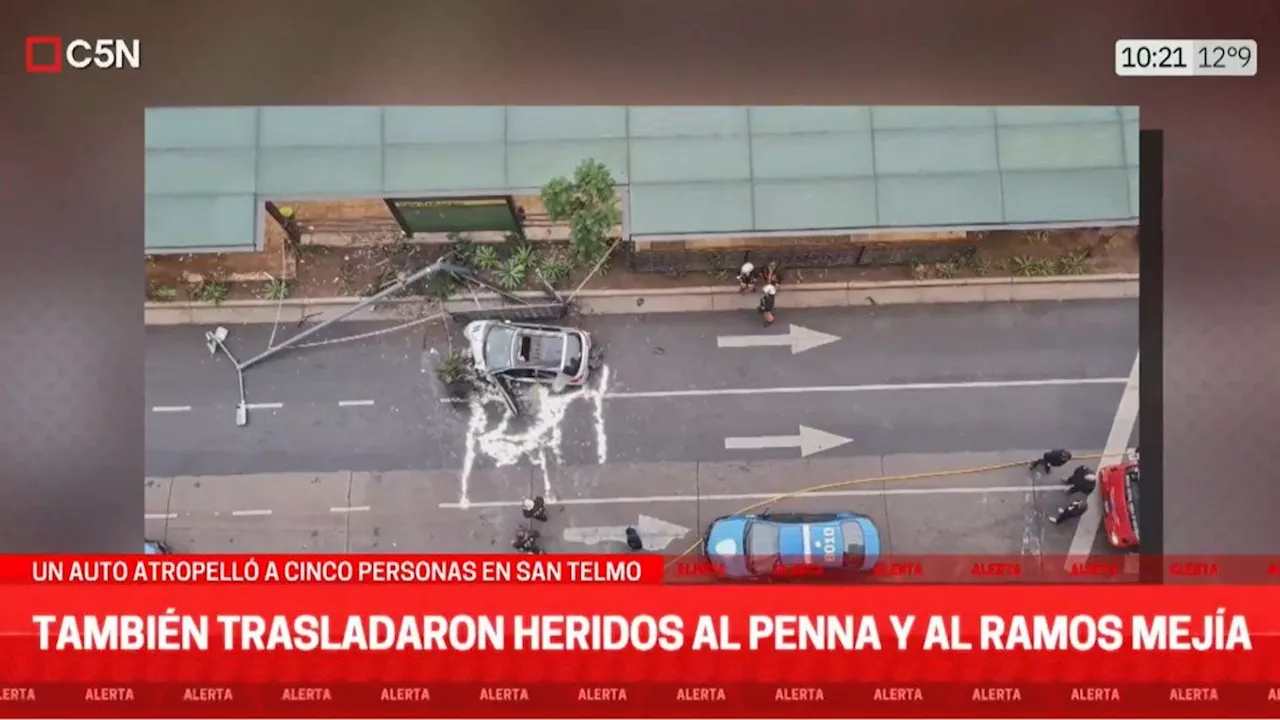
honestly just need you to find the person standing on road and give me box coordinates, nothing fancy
[521,496,548,522]
[758,284,777,326]
[625,527,644,551]
[1050,499,1089,525]
[1029,449,1072,474]
[513,528,542,553]
[1063,466,1097,497]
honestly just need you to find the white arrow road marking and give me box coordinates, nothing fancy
[561,514,691,551]
[717,324,840,355]
[725,425,853,458]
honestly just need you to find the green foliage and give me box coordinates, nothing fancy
[970,257,1000,277]
[1057,251,1090,275]
[496,256,529,289]
[1011,256,1052,277]
[264,277,290,301]
[509,243,536,272]
[424,273,459,300]
[445,233,476,266]
[435,351,475,387]
[472,245,501,271]
[537,250,573,287]
[193,280,229,305]
[147,284,178,302]
[909,262,930,281]
[934,262,958,279]
[540,159,621,265]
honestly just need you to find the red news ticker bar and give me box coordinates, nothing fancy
[10,554,1280,584]
[2,682,1280,718]
[14,555,665,584]
[3,585,1278,685]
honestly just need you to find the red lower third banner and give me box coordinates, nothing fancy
[2,556,1280,717]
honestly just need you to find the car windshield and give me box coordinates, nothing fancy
[483,326,517,371]
[839,521,866,560]
[564,333,583,376]
[744,521,780,573]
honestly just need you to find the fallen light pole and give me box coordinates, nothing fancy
[205,260,469,427]
[235,261,470,372]
[203,326,250,426]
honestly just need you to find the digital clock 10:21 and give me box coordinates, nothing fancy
[1119,44,1187,69]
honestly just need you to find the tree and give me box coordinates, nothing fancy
[540,159,621,266]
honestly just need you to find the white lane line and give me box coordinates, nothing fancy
[338,400,375,407]
[151,406,191,413]
[145,513,177,520]
[605,377,1128,400]
[439,483,1065,509]
[1123,552,1140,574]
[1066,353,1140,569]
[245,402,283,410]
[435,378,1127,404]
[330,506,370,513]
[230,509,273,517]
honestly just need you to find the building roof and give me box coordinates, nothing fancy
[145,106,1139,253]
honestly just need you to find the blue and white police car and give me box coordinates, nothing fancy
[703,512,881,579]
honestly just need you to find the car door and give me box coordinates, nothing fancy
[490,375,521,416]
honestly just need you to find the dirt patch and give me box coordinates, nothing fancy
[145,227,1137,305]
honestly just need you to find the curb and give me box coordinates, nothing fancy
[144,274,1139,326]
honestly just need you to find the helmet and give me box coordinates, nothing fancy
[521,497,534,511]
[763,284,777,296]
[740,262,754,275]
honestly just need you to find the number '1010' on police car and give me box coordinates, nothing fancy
[702,512,881,579]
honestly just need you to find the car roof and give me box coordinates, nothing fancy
[717,512,858,525]
[510,328,565,370]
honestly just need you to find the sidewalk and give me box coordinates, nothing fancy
[144,273,1138,326]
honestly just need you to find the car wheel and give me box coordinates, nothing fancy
[588,346,605,370]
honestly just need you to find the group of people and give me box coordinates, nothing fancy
[1029,449,1096,525]
[511,496,645,554]
[736,256,783,326]
[1030,447,1139,525]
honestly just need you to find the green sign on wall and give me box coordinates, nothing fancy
[385,196,523,237]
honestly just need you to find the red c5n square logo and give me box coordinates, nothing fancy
[26,37,63,73]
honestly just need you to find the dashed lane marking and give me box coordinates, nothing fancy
[438,483,1068,509]
[329,506,370,513]
[152,400,377,412]
[230,509,273,517]
[145,513,177,520]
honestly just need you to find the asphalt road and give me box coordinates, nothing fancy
[144,299,1139,567]
[146,300,1138,476]
[144,450,1130,570]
